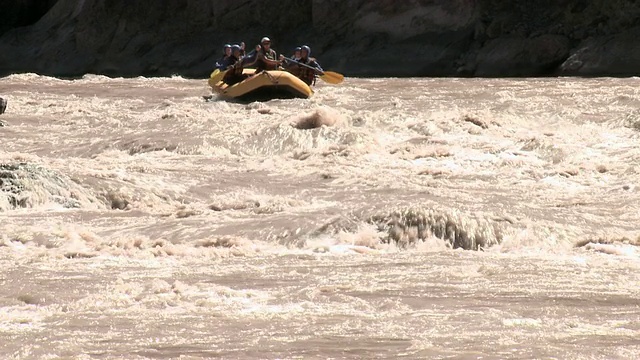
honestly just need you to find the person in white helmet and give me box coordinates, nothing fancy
[243,37,282,73]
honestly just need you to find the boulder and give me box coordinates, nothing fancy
[0,163,100,211]
[560,27,640,76]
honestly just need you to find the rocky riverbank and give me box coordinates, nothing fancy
[1,0,639,78]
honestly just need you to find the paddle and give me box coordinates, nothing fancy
[284,58,344,84]
[208,68,229,87]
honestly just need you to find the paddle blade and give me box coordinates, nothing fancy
[208,69,228,87]
[320,71,344,84]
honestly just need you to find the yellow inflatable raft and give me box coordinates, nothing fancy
[208,68,313,101]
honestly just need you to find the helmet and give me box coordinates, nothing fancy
[223,44,231,49]
[231,45,241,52]
[295,46,302,51]
[261,37,271,44]
[301,45,311,55]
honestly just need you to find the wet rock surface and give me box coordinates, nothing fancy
[0,0,639,77]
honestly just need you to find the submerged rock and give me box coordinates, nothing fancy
[313,206,506,251]
[0,163,100,211]
[369,207,504,250]
[292,106,345,129]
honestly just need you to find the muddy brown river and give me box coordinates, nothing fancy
[1,74,639,359]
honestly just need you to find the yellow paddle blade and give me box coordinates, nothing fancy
[319,71,344,84]
[208,69,228,87]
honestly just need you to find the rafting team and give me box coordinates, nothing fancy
[215,37,322,87]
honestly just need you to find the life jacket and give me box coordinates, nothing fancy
[230,56,244,75]
[256,48,278,71]
[221,55,237,70]
[282,57,298,73]
[222,55,247,85]
[216,55,229,70]
[297,57,318,85]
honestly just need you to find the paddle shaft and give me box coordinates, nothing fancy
[284,58,324,75]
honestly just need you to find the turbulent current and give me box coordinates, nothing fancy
[1,74,640,359]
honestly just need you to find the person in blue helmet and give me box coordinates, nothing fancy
[282,46,302,77]
[291,47,302,61]
[222,45,248,85]
[295,45,323,86]
[215,44,232,70]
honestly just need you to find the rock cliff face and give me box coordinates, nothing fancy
[1,0,639,78]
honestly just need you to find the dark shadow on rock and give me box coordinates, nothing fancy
[474,35,570,76]
[0,97,7,115]
[1,0,640,77]
[0,0,59,36]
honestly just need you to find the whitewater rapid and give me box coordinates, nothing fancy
[1,73,639,359]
